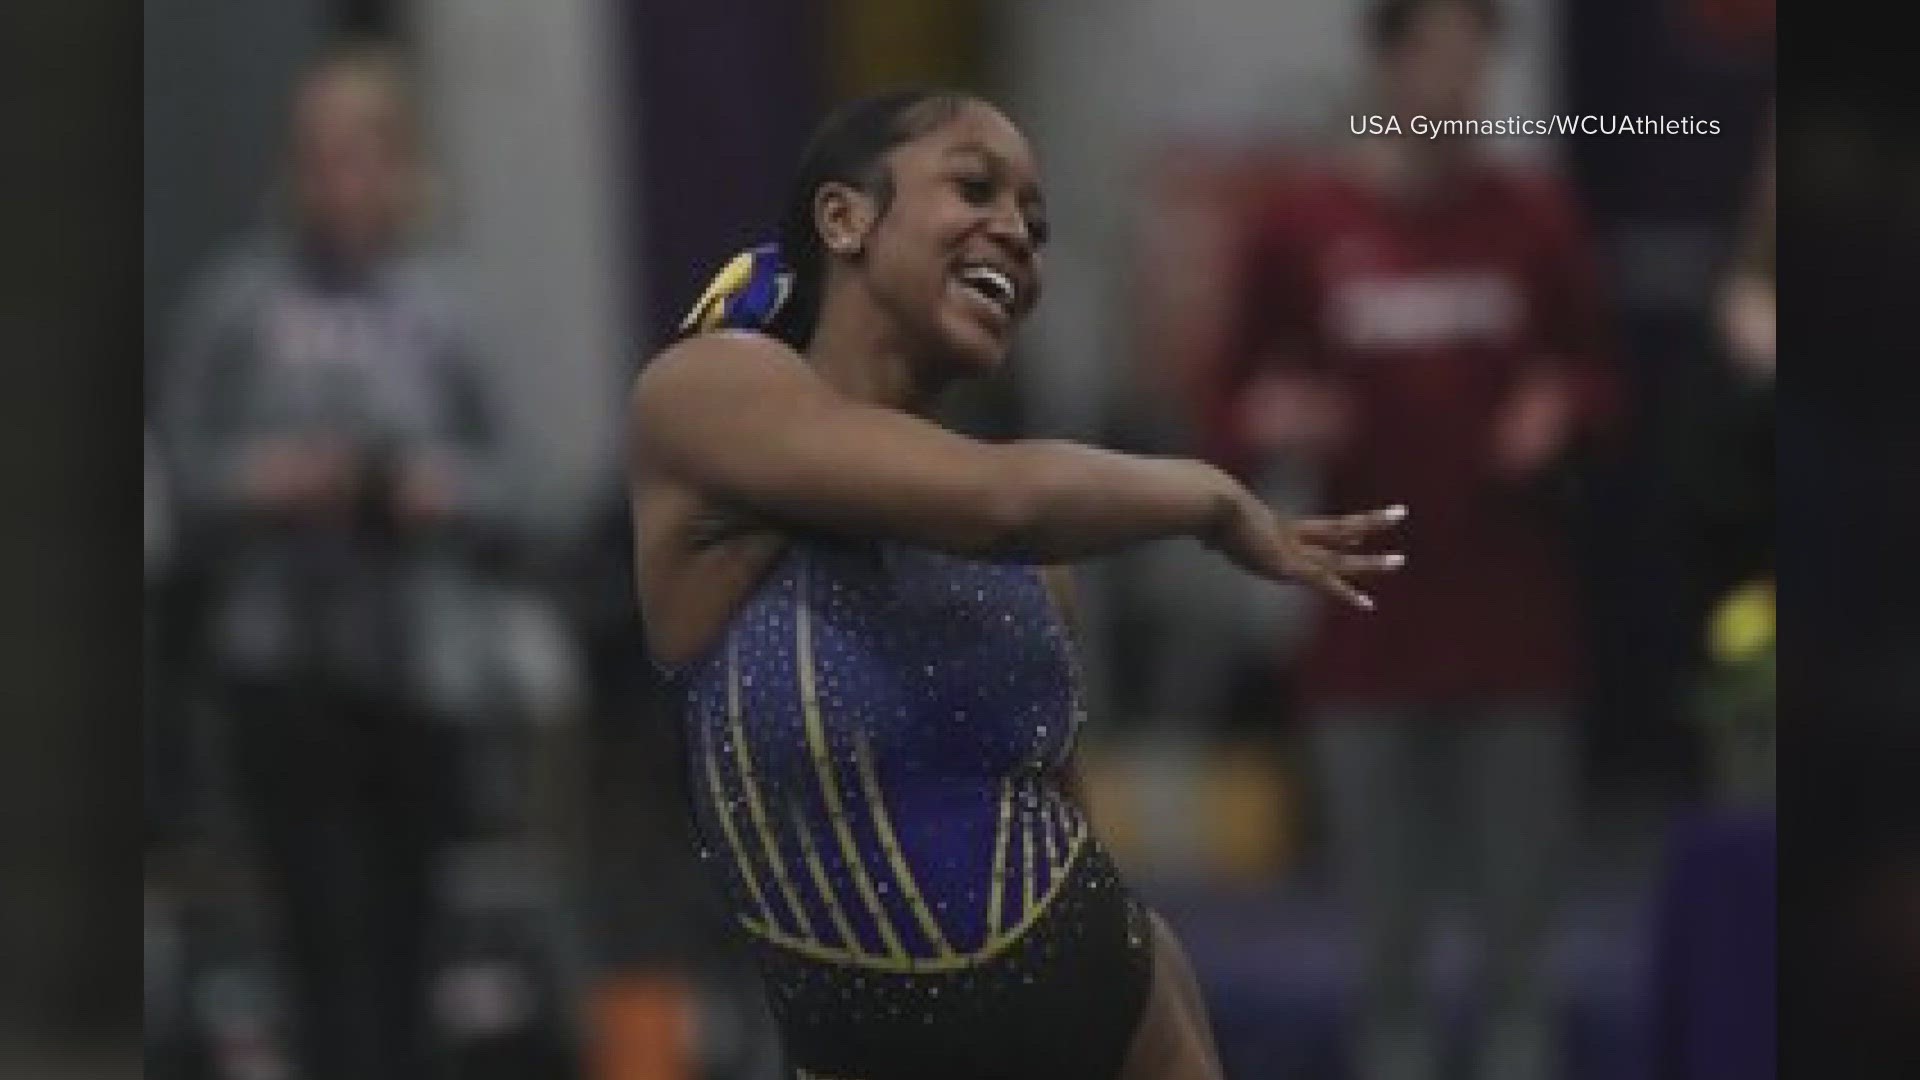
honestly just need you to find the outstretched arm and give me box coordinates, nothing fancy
[635,331,1237,559]
[631,330,1402,602]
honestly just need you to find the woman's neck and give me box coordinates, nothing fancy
[1344,135,1483,216]
[805,282,946,415]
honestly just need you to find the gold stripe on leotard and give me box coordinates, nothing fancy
[789,797,864,956]
[1021,788,1037,915]
[727,640,815,939]
[1067,799,1087,861]
[702,719,774,927]
[854,730,956,958]
[731,554,1096,971]
[794,555,908,962]
[985,777,1014,938]
[741,820,1090,972]
[1041,793,1063,892]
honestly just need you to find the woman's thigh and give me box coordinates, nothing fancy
[1119,910,1224,1080]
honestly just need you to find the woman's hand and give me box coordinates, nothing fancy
[242,438,358,518]
[1720,272,1776,381]
[394,454,458,529]
[1237,373,1352,454]
[1491,370,1578,479]
[1201,476,1406,610]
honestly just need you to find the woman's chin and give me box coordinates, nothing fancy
[936,321,1013,375]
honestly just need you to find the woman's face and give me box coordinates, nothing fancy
[291,69,414,264]
[1382,2,1492,125]
[852,101,1048,375]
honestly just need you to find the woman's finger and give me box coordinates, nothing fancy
[1295,504,1409,547]
[1315,569,1375,611]
[1330,550,1406,577]
[1292,545,1375,611]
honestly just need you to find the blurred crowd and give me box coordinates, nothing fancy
[143,2,1781,1079]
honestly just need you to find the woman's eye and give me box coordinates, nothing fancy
[956,175,995,204]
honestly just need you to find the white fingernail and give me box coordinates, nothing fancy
[1357,594,1375,610]
[1386,553,1405,568]
[1385,504,1409,521]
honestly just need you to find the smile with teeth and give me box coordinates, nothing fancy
[955,264,1017,317]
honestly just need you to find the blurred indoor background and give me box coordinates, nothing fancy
[140,1,1779,1078]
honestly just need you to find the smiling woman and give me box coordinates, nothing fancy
[764,91,1044,378]
[626,89,1404,1080]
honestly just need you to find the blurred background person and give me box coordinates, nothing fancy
[1642,98,1776,1080]
[1717,112,1772,386]
[1694,101,1774,810]
[1203,3,1617,1077]
[155,41,514,1080]
[1684,102,1774,663]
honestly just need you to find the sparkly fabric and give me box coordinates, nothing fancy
[678,537,1093,965]
[766,844,1150,1080]
[672,535,1152,1077]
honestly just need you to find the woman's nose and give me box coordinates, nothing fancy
[986,205,1033,253]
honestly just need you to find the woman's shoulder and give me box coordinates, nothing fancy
[631,329,813,417]
[650,327,803,368]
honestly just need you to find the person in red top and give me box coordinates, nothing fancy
[1209,3,1616,1078]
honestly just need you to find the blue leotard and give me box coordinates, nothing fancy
[677,535,1094,970]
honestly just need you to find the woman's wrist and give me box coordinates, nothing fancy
[1175,458,1244,549]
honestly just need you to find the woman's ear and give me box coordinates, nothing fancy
[814,180,876,258]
